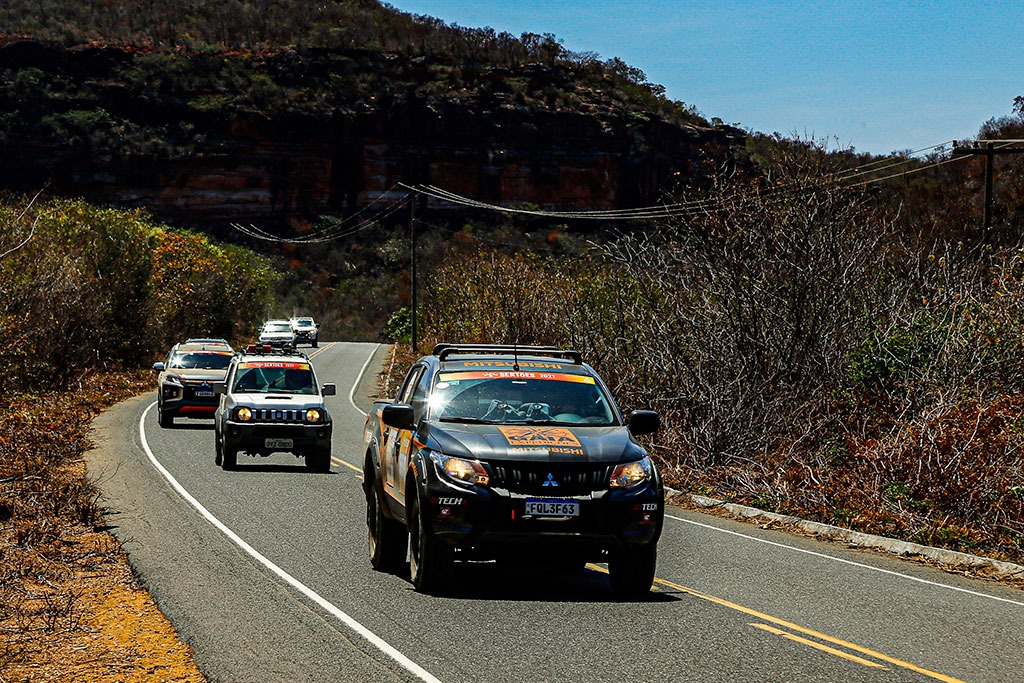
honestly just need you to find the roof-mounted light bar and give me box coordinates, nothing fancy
[434,344,582,364]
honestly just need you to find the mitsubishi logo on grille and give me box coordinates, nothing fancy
[543,473,559,487]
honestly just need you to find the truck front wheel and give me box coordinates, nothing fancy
[367,483,407,573]
[608,543,657,598]
[306,448,331,473]
[408,489,448,594]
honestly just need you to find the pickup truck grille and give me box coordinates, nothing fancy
[488,463,613,496]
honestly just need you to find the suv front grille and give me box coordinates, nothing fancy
[251,408,305,423]
[488,462,613,496]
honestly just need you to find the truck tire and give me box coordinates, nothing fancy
[221,444,237,470]
[306,448,331,473]
[158,409,173,428]
[609,543,657,598]
[367,483,407,573]
[408,489,448,594]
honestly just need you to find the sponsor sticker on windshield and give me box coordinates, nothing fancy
[498,426,584,456]
[239,362,310,370]
[439,371,594,383]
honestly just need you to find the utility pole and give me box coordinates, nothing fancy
[409,191,417,352]
[952,140,1024,243]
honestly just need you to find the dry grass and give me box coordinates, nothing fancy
[0,371,205,682]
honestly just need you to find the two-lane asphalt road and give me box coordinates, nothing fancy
[87,342,1024,682]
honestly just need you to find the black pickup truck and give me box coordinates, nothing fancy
[361,344,663,596]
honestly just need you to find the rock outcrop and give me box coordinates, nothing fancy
[0,39,746,231]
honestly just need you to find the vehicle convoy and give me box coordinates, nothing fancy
[213,344,336,472]
[152,340,235,427]
[362,344,663,596]
[258,319,297,348]
[290,316,318,347]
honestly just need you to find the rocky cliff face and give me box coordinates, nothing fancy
[0,39,746,231]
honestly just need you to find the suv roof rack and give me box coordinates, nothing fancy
[433,343,582,364]
[244,343,307,359]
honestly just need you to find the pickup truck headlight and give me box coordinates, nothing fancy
[432,452,489,486]
[163,374,183,386]
[609,457,652,489]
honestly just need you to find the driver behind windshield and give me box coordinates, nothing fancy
[432,377,613,424]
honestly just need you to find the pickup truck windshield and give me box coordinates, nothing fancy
[430,371,615,425]
[168,351,232,370]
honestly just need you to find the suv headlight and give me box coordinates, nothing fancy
[609,457,652,489]
[235,407,253,421]
[431,452,489,486]
[305,408,323,423]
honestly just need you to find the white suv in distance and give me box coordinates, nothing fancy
[290,316,318,347]
[259,319,296,348]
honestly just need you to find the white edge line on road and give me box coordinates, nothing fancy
[349,342,380,418]
[668,514,1024,607]
[137,344,442,683]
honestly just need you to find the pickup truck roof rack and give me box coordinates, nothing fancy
[433,343,582,364]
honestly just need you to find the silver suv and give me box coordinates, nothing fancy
[290,316,318,347]
[213,344,336,471]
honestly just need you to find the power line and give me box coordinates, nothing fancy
[397,140,974,225]
[228,186,410,244]
[224,137,982,246]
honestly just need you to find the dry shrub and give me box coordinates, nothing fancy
[418,157,1024,563]
[0,370,150,668]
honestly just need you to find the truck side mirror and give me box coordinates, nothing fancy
[212,382,227,395]
[628,410,660,436]
[321,383,337,396]
[381,404,415,430]
[152,362,165,371]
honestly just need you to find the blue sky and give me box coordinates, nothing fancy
[391,1,1024,156]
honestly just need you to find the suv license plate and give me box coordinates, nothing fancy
[525,498,579,517]
[265,438,293,449]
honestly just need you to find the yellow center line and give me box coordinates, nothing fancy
[652,576,966,683]
[331,457,363,475]
[750,623,889,671]
[307,342,335,359]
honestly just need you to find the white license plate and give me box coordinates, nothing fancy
[524,498,579,517]
[265,438,293,449]
[195,390,214,397]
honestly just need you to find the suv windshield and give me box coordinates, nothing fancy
[169,351,232,370]
[233,362,316,394]
[429,371,615,425]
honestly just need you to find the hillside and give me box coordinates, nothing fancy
[0,0,743,232]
